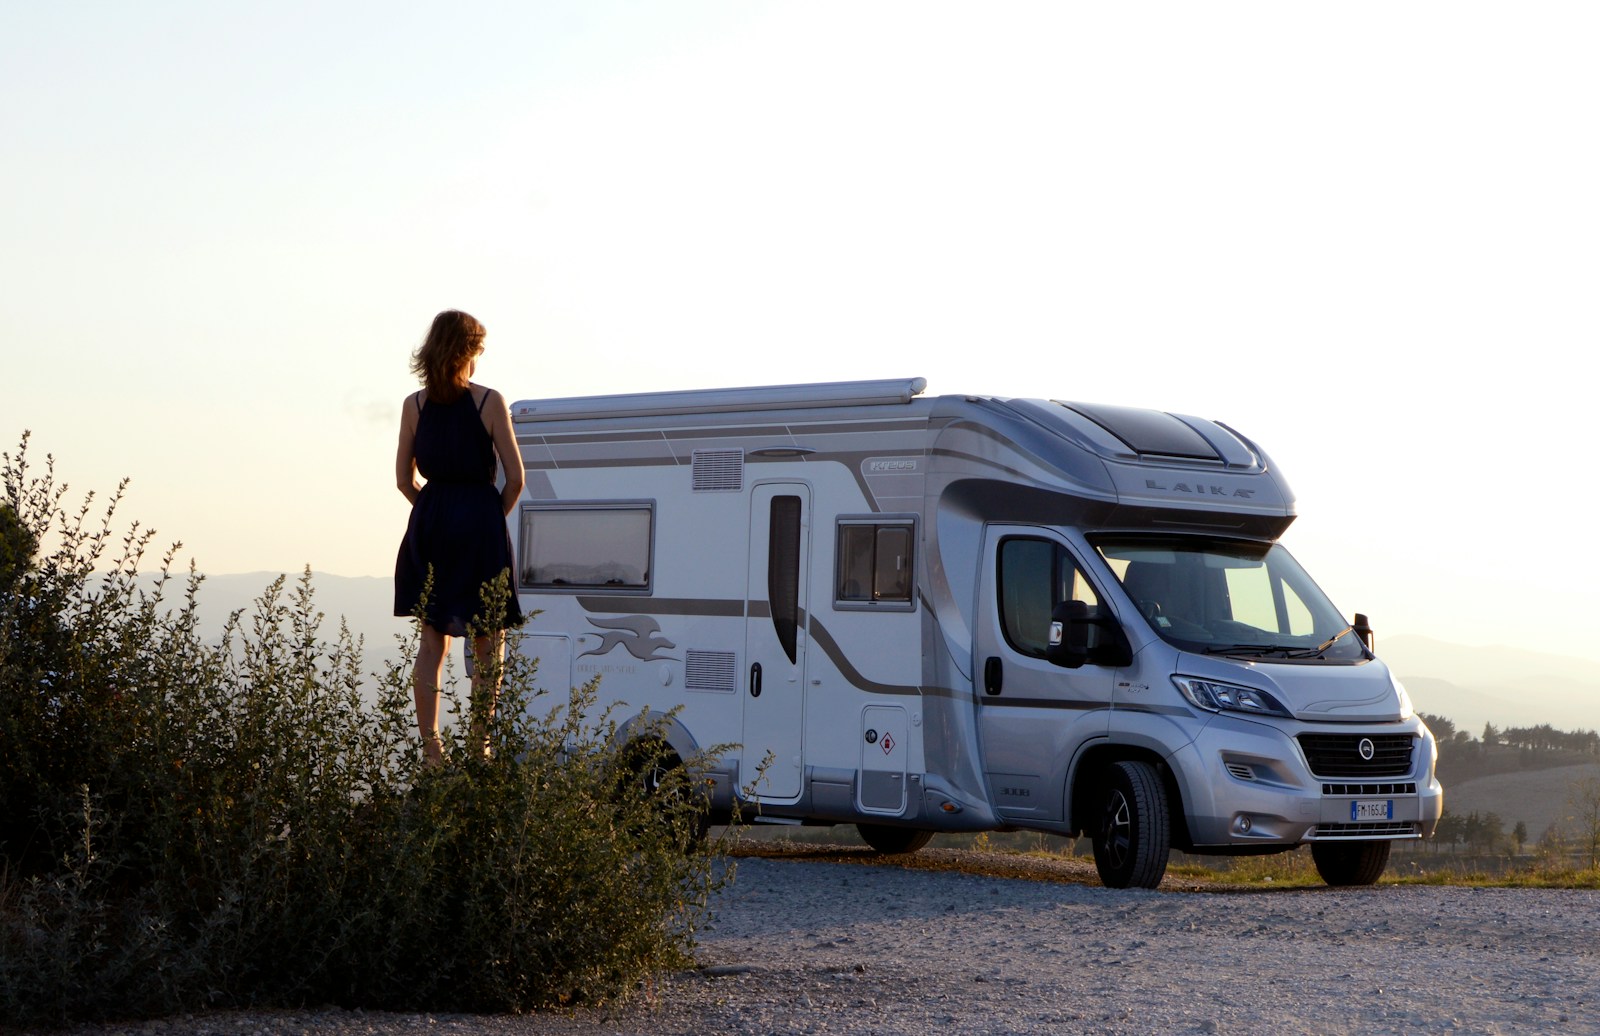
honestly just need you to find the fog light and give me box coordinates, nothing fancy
[1235,815,1253,834]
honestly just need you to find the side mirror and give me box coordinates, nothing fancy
[1047,600,1132,669]
[1353,612,1374,652]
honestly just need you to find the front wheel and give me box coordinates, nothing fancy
[1311,840,1391,886]
[857,823,933,854]
[1091,760,1171,889]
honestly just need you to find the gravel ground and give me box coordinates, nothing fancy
[51,844,1600,1036]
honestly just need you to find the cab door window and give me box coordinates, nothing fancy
[997,537,1097,658]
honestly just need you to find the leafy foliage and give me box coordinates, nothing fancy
[0,435,728,1026]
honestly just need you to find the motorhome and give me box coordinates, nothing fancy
[506,377,1441,888]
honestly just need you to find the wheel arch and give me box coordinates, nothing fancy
[1066,742,1195,852]
[614,709,736,813]
[616,709,699,764]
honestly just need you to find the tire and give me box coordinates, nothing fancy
[618,741,710,848]
[857,823,934,854]
[1311,840,1391,887]
[1091,760,1171,889]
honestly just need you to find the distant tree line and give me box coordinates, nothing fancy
[1419,713,1600,784]
[1485,722,1600,755]
[1417,712,1600,867]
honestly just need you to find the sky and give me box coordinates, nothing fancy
[3,2,1598,664]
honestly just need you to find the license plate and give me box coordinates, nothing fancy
[1352,799,1393,821]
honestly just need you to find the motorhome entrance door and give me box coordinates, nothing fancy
[743,484,810,800]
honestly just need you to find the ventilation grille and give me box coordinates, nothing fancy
[685,650,737,692]
[692,449,744,491]
[1225,763,1256,781]
[1297,734,1415,778]
[1323,782,1417,796]
[1313,822,1420,839]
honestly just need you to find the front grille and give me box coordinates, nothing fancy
[1322,782,1417,796]
[1297,733,1415,778]
[1314,821,1420,839]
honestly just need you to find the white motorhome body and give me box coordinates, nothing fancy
[507,378,1442,887]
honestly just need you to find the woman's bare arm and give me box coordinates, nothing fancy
[484,389,525,516]
[396,393,421,504]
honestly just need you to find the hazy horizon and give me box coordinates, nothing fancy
[122,568,1599,737]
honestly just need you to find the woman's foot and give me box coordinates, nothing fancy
[421,733,445,768]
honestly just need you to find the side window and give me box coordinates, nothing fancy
[835,517,916,610]
[998,537,1097,658]
[768,495,802,664]
[519,503,653,592]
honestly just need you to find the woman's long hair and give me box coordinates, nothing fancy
[410,310,486,403]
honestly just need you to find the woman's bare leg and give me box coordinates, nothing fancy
[469,630,505,759]
[414,624,449,766]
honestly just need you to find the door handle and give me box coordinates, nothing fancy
[750,662,763,698]
[984,656,1002,696]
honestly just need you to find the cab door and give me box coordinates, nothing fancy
[973,527,1116,822]
[742,484,810,801]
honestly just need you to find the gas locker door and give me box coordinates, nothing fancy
[742,484,810,801]
[860,705,909,814]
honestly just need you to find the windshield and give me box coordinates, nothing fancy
[1093,536,1368,662]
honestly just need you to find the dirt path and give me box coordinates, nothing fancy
[59,846,1600,1036]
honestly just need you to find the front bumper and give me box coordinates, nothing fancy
[1173,713,1443,849]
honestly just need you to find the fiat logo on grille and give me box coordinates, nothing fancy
[1358,737,1376,761]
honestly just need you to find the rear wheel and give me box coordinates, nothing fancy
[1091,760,1171,889]
[1311,840,1391,886]
[616,740,710,848]
[857,823,933,854]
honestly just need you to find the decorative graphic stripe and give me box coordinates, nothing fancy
[806,618,920,697]
[977,696,1109,711]
[576,596,745,617]
[1110,703,1197,718]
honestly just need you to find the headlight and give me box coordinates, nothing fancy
[1392,674,1415,720]
[1173,676,1292,718]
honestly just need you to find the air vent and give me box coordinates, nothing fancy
[1314,822,1420,839]
[685,650,737,692]
[1225,763,1256,781]
[692,449,744,491]
[1322,783,1417,796]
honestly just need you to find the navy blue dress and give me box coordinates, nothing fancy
[394,387,523,636]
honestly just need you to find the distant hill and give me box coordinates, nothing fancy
[1445,763,1600,842]
[145,575,1600,735]
[1378,635,1600,733]
[131,570,414,682]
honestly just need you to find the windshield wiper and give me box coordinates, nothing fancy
[1282,626,1355,659]
[1202,644,1298,657]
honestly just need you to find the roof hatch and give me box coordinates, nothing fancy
[1059,401,1220,461]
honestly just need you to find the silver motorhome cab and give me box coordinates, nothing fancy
[507,378,1442,888]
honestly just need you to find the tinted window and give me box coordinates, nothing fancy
[836,519,915,607]
[519,505,652,590]
[997,537,1097,658]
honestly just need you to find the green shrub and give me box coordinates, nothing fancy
[0,435,729,1026]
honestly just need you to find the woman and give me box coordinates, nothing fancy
[394,310,525,765]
